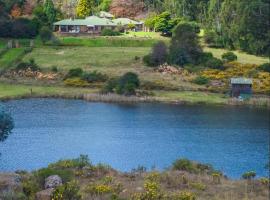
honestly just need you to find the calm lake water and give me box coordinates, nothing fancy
[0,98,269,178]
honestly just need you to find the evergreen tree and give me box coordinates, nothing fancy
[169,22,202,66]
[43,0,56,25]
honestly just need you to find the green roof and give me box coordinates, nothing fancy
[54,16,116,26]
[231,78,253,84]
[113,18,143,25]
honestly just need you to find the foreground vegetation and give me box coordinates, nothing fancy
[0,156,268,200]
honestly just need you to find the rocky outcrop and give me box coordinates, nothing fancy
[35,188,54,200]
[0,173,22,194]
[44,175,62,189]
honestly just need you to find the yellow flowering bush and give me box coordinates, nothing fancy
[201,62,270,93]
[85,183,113,195]
[171,191,196,200]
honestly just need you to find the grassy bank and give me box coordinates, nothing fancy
[0,157,268,200]
[1,83,269,108]
[0,48,26,70]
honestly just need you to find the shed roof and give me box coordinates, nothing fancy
[54,16,116,26]
[230,78,252,85]
[113,18,143,25]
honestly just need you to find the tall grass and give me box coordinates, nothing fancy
[0,48,26,70]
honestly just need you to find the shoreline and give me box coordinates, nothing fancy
[1,91,270,109]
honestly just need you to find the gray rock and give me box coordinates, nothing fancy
[0,173,22,194]
[35,188,54,200]
[44,175,62,189]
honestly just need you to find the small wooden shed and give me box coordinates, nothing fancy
[230,78,252,98]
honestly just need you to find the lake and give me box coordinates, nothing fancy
[0,98,269,178]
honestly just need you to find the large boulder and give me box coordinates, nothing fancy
[44,175,62,189]
[35,188,54,200]
[0,173,22,194]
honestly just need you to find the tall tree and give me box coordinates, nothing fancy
[44,0,56,25]
[169,22,202,66]
[76,0,95,18]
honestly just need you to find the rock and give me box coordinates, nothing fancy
[0,173,22,194]
[44,175,62,189]
[35,188,54,200]
[136,186,143,191]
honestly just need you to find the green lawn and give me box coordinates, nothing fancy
[123,31,168,40]
[23,46,150,71]
[204,47,269,65]
[0,48,25,69]
[0,82,98,99]
[154,90,228,104]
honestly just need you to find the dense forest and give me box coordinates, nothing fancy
[0,0,269,56]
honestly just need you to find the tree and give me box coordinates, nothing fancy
[169,22,202,66]
[76,0,95,18]
[143,41,168,67]
[40,26,53,44]
[0,106,14,142]
[44,0,56,26]
[98,0,112,11]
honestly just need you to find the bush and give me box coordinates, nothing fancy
[221,52,237,62]
[101,28,121,36]
[143,41,168,67]
[172,159,195,173]
[51,66,58,72]
[258,63,270,73]
[82,71,108,83]
[52,181,81,200]
[205,57,224,70]
[0,106,14,142]
[242,171,256,180]
[34,168,73,186]
[172,191,196,200]
[64,78,90,87]
[49,155,91,169]
[103,73,140,95]
[40,26,52,44]
[65,68,84,79]
[16,59,40,71]
[193,76,209,85]
[22,179,40,199]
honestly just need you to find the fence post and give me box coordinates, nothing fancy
[7,40,13,49]
[30,40,34,48]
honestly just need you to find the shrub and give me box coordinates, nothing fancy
[64,78,90,87]
[85,184,113,195]
[49,155,91,169]
[40,26,52,44]
[221,52,237,62]
[51,66,58,72]
[258,63,270,73]
[190,182,206,191]
[205,57,224,70]
[102,78,118,93]
[0,106,14,142]
[82,71,108,83]
[242,171,256,180]
[16,59,40,71]
[193,76,209,85]
[65,68,84,79]
[52,181,81,200]
[259,177,269,186]
[117,72,140,95]
[101,28,121,36]
[143,41,168,67]
[172,191,196,200]
[34,168,73,186]
[22,179,40,199]
[172,159,195,173]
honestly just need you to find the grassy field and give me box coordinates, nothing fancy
[23,46,150,71]
[0,82,98,99]
[154,90,228,104]
[204,47,269,65]
[0,48,26,69]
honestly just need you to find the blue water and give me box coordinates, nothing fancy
[0,98,269,178]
